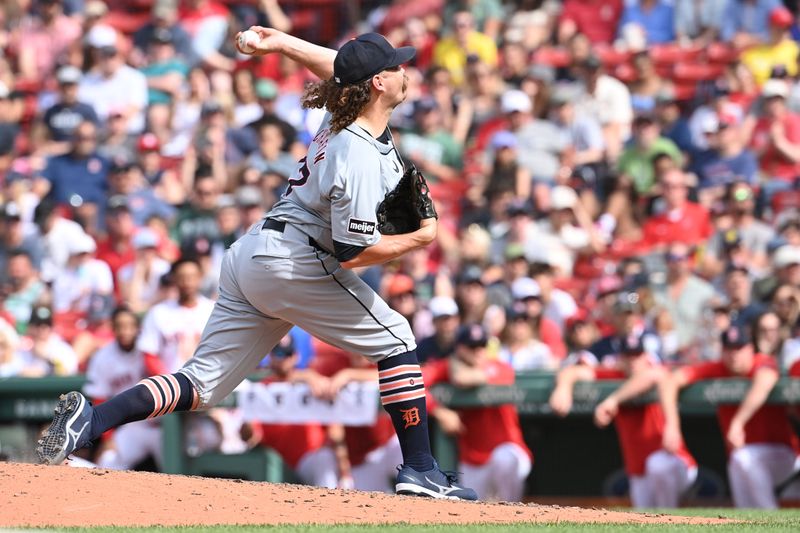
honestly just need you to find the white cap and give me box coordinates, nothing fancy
[551,186,577,211]
[85,24,117,48]
[69,233,97,255]
[501,90,532,114]
[429,296,459,319]
[511,277,541,300]
[0,81,9,99]
[774,245,800,268]
[132,228,159,250]
[763,78,789,99]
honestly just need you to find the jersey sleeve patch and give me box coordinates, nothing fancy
[347,218,376,235]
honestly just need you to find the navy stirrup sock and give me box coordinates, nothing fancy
[377,350,435,472]
[89,372,198,440]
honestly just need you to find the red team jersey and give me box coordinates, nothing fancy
[594,368,696,476]
[423,359,532,466]
[681,354,800,455]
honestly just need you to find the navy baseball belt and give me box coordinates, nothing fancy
[263,218,327,253]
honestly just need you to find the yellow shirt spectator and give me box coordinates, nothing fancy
[741,38,799,86]
[433,11,498,86]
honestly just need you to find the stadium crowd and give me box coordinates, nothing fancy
[3,0,800,507]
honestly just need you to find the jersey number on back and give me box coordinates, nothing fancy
[286,157,310,196]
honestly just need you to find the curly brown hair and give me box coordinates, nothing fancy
[301,78,372,133]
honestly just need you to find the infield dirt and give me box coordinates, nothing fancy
[0,462,728,526]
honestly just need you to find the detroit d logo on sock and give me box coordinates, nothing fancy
[400,407,421,429]
[347,218,376,235]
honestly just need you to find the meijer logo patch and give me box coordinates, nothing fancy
[348,218,376,235]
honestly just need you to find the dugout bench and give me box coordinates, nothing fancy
[3,374,800,499]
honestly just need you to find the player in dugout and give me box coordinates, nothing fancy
[550,330,697,508]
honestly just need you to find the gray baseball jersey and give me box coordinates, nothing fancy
[180,113,416,409]
[268,113,405,254]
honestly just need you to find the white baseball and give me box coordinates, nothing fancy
[238,30,261,54]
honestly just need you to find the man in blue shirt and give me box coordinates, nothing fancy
[618,0,676,45]
[721,0,782,46]
[40,66,98,147]
[39,120,109,206]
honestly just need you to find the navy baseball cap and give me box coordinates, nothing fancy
[619,331,645,355]
[455,324,489,348]
[333,33,415,86]
[721,325,751,349]
[270,336,296,358]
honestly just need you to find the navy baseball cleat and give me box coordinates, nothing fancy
[395,462,478,500]
[36,391,94,465]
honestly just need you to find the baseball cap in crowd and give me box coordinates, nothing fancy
[133,228,159,250]
[0,82,9,100]
[151,27,174,45]
[106,194,130,213]
[596,275,623,298]
[491,130,517,150]
[500,89,532,114]
[56,65,82,85]
[201,100,224,118]
[565,308,590,331]
[271,335,296,358]
[216,194,236,210]
[655,87,677,104]
[525,64,555,84]
[725,262,750,276]
[504,242,526,261]
[84,0,109,19]
[68,233,97,256]
[28,306,54,327]
[153,0,178,19]
[613,292,642,314]
[413,97,438,115]
[550,185,577,211]
[138,133,160,152]
[763,78,789,99]
[774,245,800,268]
[455,324,488,348]
[511,277,541,300]
[429,296,459,319]
[619,331,646,355]
[582,54,603,72]
[769,6,794,29]
[722,229,742,251]
[387,273,415,298]
[457,264,484,286]
[1,201,21,220]
[721,324,751,349]
[255,79,278,100]
[85,24,117,51]
[109,155,134,173]
[506,198,533,217]
[333,33,415,86]
[235,186,263,208]
[550,83,582,107]
[507,300,530,321]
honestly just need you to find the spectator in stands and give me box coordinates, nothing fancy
[618,0,676,45]
[575,55,633,163]
[117,229,171,315]
[530,260,578,330]
[723,264,766,328]
[499,301,556,371]
[562,310,600,366]
[654,89,693,155]
[651,243,715,357]
[703,183,774,277]
[426,324,532,501]
[741,7,798,86]
[401,97,463,183]
[98,111,137,163]
[551,85,606,187]
[558,0,623,45]
[750,79,800,204]
[179,0,234,72]
[1,250,47,335]
[234,185,266,235]
[442,0,504,41]
[133,0,194,64]
[721,0,784,48]
[51,232,112,317]
[630,52,673,103]
[384,273,421,338]
[591,291,659,361]
[753,243,800,302]
[659,324,799,508]
[753,310,800,368]
[640,169,713,251]
[551,331,698,509]
[674,0,726,45]
[133,133,184,209]
[769,282,800,333]
[0,202,44,283]
[9,0,81,82]
[0,318,21,377]
[510,277,567,360]
[433,10,498,86]
[35,65,98,156]
[417,296,460,364]
[172,172,221,247]
[38,120,109,208]
[455,264,489,325]
[95,195,137,292]
[245,121,299,185]
[501,89,568,190]
[484,131,530,202]
[17,305,77,376]
[79,25,148,133]
[617,113,683,197]
[141,28,189,108]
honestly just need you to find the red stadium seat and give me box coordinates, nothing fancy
[707,42,741,64]
[593,45,632,68]
[672,62,725,82]
[613,63,638,83]
[650,44,703,65]
[771,190,800,218]
[532,46,571,68]
[673,83,698,101]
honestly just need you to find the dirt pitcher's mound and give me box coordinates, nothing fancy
[0,462,726,526]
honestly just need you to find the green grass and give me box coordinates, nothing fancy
[9,510,800,532]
